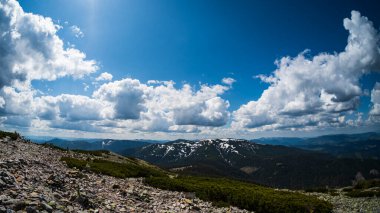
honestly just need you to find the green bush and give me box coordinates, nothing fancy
[345,179,380,197]
[305,187,329,193]
[346,190,380,197]
[61,157,166,178]
[72,149,110,156]
[354,179,380,190]
[0,130,20,140]
[42,143,67,151]
[145,176,333,213]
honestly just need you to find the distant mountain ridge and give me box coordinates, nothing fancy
[123,138,380,189]
[253,132,380,159]
[41,138,156,155]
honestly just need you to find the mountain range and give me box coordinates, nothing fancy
[36,132,380,189]
[254,132,380,160]
[40,138,155,155]
[123,138,380,189]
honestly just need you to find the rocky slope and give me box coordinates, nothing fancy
[0,136,249,212]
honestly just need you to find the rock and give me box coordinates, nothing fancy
[2,199,20,206]
[29,192,39,198]
[25,206,38,213]
[76,195,93,209]
[0,170,17,189]
[46,174,64,189]
[112,184,120,189]
[11,201,26,211]
[41,202,53,213]
[47,201,56,207]
[0,206,6,213]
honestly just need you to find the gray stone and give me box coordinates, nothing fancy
[41,202,53,213]
[25,206,38,213]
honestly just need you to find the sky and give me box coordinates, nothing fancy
[1,0,380,139]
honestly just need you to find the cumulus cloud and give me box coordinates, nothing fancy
[0,0,98,89]
[70,25,84,38]
[174,97,230,126]
[0,75,232,133]
[95,72,113,81]
[370,82,380,117]
[93,78,146,120]
[93,79,231,130]
[222,77,236,86]
[233,11,380,130]
[0,86,34,116]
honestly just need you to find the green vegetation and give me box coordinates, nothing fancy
[346,190,380,197]
[72,149,110,156]
[145,176,333,213]
[61,157,166,178]
[341,179,380,197]
[60,148,333,212]
[61,154,332,212]
[304,188,338,196]
[305,187,330,193]
[353,179,380,190]
[0,130,20,140]
[42,143,67,151]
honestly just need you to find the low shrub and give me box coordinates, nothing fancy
[346,190,380,197]
[72,149,110,156]
[42,143,67,151]
[305,187,329,193]
[0,130,20,140]
[354,179,380,190]
[61,157,166,178]
[145,176,333,213]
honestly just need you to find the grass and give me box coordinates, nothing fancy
[61,157,166,178]
[145,176,333,213]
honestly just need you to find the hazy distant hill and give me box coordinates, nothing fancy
[254,132,380,159]
[123,138,380,189]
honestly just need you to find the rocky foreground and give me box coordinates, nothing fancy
[303,191,380,213]
[1,137,380,213]
[0,137,250,213]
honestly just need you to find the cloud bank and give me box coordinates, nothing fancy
[232,11,380,131]
[0,0,97,89]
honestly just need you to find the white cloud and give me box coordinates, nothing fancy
[93,79,231,130]
[173,97,230,127]
[95,72,113,81]
[232,11,380,131]
[83,83,89,91]
[93,79,147,120]
[0,76,232,133]
[370,82,380,117]
[70,25,84,38]
[0,86,35,116]
[222,77,236,86]
[0,0,98,89]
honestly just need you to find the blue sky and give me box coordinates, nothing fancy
[1,0,380,139]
